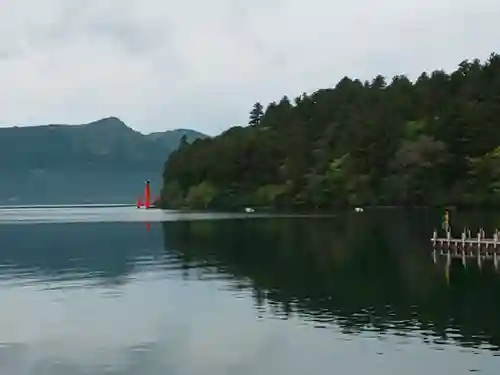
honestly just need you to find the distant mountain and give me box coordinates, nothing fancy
[146,128,207,150]
[0,117,207,205]
[0,117,207,172]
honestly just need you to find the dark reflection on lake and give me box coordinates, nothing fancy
[0,209,499,374]
[161,212,500,351]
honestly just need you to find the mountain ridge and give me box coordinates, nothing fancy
[0,117,208,204]
[3,116,204,137]
[0,116,207,172]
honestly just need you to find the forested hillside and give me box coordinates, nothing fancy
[161,53,500,210]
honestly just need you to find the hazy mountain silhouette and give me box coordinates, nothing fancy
[0,117,207,205]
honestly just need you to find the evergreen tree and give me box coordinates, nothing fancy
[249,102,264,126]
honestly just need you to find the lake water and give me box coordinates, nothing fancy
[0,206,499,374]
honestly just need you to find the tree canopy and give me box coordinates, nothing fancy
[160,53,500,210]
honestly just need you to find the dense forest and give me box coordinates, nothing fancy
[160,53,500,210]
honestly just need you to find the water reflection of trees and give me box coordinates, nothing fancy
[161,212,500,352]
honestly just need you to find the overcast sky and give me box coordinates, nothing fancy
[0,0,498,135]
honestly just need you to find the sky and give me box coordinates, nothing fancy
[0,0,499,136]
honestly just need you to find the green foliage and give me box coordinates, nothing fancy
[185,181,218,209]
[405,120,426,140]
[160,52,500,210]
[466,146,500,205]
[253,184,288,206]
[160,181,184,208]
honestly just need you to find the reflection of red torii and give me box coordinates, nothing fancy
[136,180,159,209]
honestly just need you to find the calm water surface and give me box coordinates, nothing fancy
[0,206,499,374]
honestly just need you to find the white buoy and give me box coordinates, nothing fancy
[354,207,363,212]
[244,207,255,213]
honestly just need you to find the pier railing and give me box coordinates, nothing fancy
[431,227,500,268]
[431,228,500,249]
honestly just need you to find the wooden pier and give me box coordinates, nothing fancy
[431,227,500,269]
[431,228,500,250]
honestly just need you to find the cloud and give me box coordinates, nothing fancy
[0,0,498,135]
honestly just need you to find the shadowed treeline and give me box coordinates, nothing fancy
[161,211,500,351]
